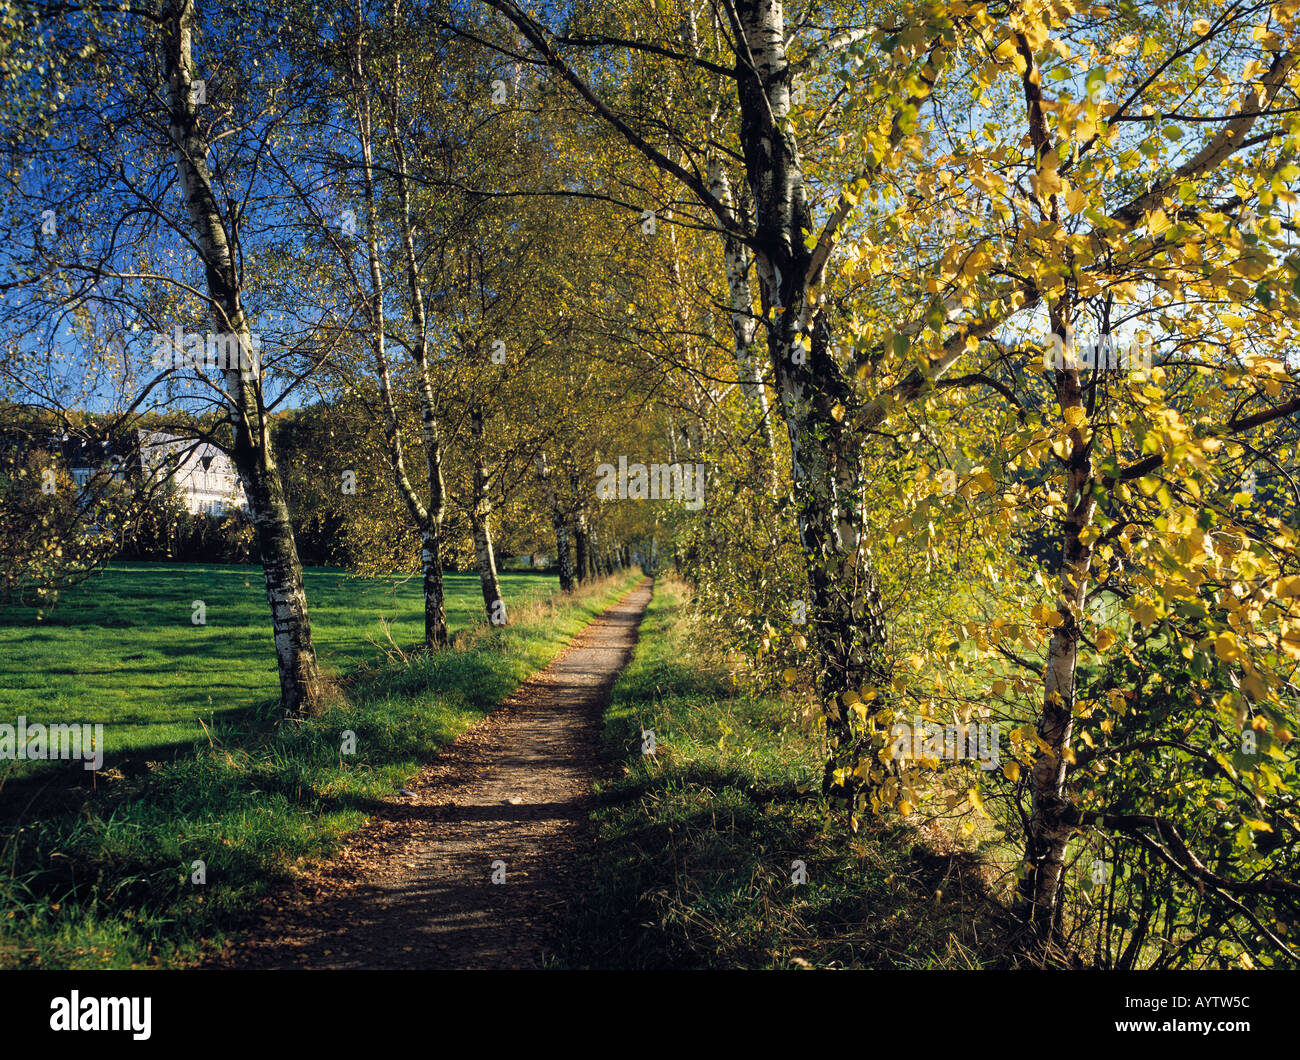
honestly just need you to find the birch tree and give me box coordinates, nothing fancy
[473,0,984,793]
[159,0,321,713]
[1,0,325,714]
[277,0,460,648]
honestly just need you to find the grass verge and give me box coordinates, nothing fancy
[555,575,1011,969]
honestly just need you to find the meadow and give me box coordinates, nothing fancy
[0,562,558,765]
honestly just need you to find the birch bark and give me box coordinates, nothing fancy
[734,0,890,786]
[469,407,507,623]
[537,451,576,592]
[163,0,320,714]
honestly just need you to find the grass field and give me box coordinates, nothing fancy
[0,562,559,766]
[556,577,1010,969]
[0,563,641,969]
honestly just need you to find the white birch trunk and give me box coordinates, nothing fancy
[734,0,888,790]
[163,0,320,714]
[469,408,506,624]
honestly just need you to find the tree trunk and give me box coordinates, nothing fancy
[354,14,450,650]
[163,0,320,715]
[554,523,575,590]
[1021,312,1096,944]
[537,452,575,591]
[734,0,889,791]
[571,470,593,584]
[469,408,506,624]
[385,57,451,649]
[1016,52,1092,948]
[574,517,592,582]
[707,156,780,494]
[420,528,448,647]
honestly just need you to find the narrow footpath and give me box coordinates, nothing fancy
[213,578,654,969]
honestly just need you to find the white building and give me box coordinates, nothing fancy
[136,431,248,516]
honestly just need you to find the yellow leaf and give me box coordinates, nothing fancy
[1214,633,1242,663]
[1063,405,1086,429]
[1131,600,1158,627]
[1003,761,1020,782]
[1030,166,1063,200]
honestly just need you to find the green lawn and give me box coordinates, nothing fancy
[0,562,558,765]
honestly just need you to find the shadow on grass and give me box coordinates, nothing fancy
[552,579,1014,970]
[561,759,1015,969]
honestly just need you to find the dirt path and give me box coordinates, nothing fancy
[212,577,654,970]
